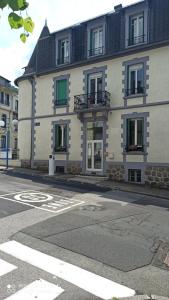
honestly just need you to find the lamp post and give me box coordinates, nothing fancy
[0,119,18,169]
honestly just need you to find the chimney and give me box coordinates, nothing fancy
[114,4,122,12]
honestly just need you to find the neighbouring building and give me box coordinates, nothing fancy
[0,76,18,160]
[15,0,169,187]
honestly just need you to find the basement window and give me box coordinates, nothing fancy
[128,169,141,183]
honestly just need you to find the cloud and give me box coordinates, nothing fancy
[0,0,137,84]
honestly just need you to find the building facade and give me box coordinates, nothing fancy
[16,0,169,187]
[0,76,18,160]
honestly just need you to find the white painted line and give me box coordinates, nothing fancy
[0,241,135,299]
[0,259,17,277]
[5,278,64,299]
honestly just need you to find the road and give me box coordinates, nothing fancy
[0,172,169,299]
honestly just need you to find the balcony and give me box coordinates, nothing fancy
[127,35,145,47]
[74,91,110,112]
[125,87,145,97]
[88,46,104,57]
[57,56,69,65]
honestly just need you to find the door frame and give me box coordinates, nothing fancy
[86,140,103,172]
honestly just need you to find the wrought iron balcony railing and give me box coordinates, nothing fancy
[57,56,70,65]
[88,46,104,57]
[125,87,145,97]
[128,35,145,47]
[74,91,110,111]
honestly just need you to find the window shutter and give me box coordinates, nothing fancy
[63,125,67,150]
[56,79,67,105]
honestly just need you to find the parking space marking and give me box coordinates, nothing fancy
[0,190,84,214]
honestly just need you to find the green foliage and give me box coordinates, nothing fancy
[0,0,34,42]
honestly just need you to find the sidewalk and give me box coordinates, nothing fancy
[3,167,169,200]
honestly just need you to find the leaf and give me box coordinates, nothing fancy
[8,12,23,29]
[20,33,26,43]
[23,17,34,33]
[8,0,28,11]
[0,0,8,9]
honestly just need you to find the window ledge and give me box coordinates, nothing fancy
[55,105,69,108]
[125,41,147,49]
[124,93,147,100]
[54,151,68,155]
[124,151,146,156]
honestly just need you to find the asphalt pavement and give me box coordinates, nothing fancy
[0,172,169,298]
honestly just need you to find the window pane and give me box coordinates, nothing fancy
[128,119,135,146]
[138,16,144,36]
[87,121,103,140]
[137,68,144,93]
[130,70,136,94]
[56,80,67,105]
[55,125,67,152]
[137,119,143,146]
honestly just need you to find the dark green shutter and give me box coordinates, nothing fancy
[63,125,67,150]
[56,79,67,105]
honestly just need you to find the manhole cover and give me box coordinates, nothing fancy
[152,241,169,270]
[79,205,105,211]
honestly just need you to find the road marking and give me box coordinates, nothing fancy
[5,279,64,299]
[0,241,135,299]
[14,192,53,203]
[0,189,84,214]
[0,259,17,277]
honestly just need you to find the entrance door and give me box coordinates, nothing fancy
[88,73,103,104]
[87,140,103,171]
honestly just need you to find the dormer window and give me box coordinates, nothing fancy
[128,13,144,46]
[57,38,70,65]
[89,27,103,57]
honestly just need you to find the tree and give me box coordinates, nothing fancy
[0,0,34,43]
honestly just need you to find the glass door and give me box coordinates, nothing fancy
[88,73,103,105]
[87,140,103,171]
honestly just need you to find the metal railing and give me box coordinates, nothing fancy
[12,149,19,159]
[57,56,69,65]
[55,99,68,106]
[126,87,145,97]
[128,35,145,46]
[74,91,110,111]
[125,145,144,152]
[88,46,104,57]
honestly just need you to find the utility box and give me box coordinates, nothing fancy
[48,154,55,176]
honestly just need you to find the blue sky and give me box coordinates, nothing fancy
[0,0,137,84]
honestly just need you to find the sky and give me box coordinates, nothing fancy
[0,0,138,84]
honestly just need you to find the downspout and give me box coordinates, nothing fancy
[29,77,35,169]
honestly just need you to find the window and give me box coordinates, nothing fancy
[89,27,103,56]
[15,100,18,111]
[55,79,68,106]
[1,135,6,149]
[2,114,7,128]
[126,118,144,152]
[128,169,141,183]
[128,13,144,46]
[54,124,67,152]
[58,38,69,65]
[0,92,4,104]
[5,94,10,106]
[127,64,144,96]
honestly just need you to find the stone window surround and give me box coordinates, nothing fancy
[122,56,149,104]
[121,111,149,162]
[51,119,71,155]
[83,65,107,95]
[124,162,145,184]
[81,115,108,176]
[55,30,72,66]
[87,17,106,58]
[52,74,70,113]
[125,2,148,48]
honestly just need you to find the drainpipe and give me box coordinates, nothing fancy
[29,77,35,169]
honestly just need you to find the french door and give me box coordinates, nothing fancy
[87,140,103,172]
[88,73,103,104]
